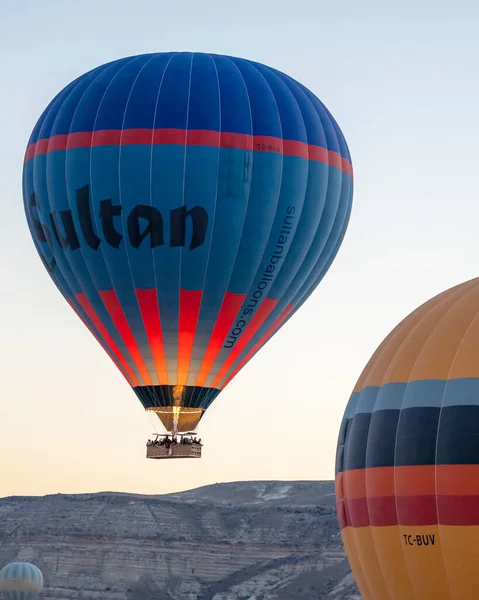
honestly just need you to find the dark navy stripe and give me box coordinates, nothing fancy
[134,385,221,410]
[337,405,479,472]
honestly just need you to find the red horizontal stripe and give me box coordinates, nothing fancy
[338,494,479,529]
[282,139,308,159]
[187,129,220,146]
[437,495,479,525]
[24,128,353,176]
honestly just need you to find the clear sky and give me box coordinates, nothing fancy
[1,0,478,497]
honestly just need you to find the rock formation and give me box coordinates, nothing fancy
[0,481,359,599]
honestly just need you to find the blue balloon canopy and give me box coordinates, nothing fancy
[23,52,353,432]
[0,562,43,600]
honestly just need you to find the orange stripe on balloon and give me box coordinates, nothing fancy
[177,289,203,387]
[74,293,139,387]
[336,469,365,499]
[195,292,246,388]
[135,288,168,386]
[337,465,479,500]
[436,464,479,495]
[99,289,152,386]
[220,303,294,390]
[211,297,279,389]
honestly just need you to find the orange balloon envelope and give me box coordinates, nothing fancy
[336,277,479,600]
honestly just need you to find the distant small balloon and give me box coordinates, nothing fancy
[0,562,43,600]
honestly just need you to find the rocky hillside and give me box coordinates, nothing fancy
[0,481,359,599]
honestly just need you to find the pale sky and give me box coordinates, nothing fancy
[1,0,478,497]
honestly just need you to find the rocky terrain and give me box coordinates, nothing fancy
[0,481,359,599]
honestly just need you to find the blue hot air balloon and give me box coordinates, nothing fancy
[23,52,353,441]
[0,562,43,600]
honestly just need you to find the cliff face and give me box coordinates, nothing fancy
[0,481,359,600]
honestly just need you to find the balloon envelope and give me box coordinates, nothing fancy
[336,277,479,600]
[24,52,353,432]
[0,562,43,599]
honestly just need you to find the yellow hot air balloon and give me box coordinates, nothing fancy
[336,277,479,600]
[0,562,43,600]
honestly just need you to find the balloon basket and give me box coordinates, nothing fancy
[146,434,202,459]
